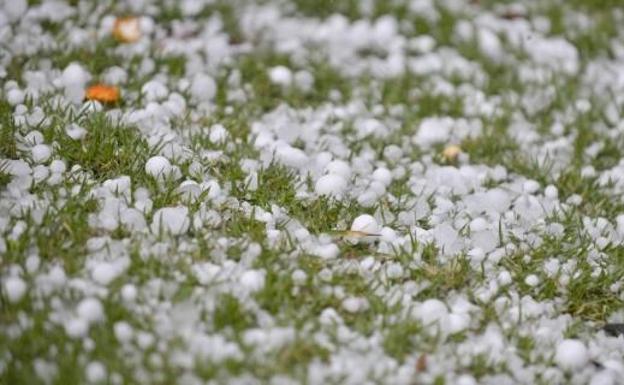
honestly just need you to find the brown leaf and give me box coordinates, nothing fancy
[416,354,427,372]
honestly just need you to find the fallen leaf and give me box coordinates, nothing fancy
[332,230,381,240]
[113,17,141,43]
[416,354,427,372]
[85,84,120,104]
[442,144,461,162]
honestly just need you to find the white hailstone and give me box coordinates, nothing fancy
[113,321,133,343]
[61,63,89,87]
[177,180,201,201]
[432,223,462,254]
[139,16,155,33]
[120,208,147,231]
[385,262,404,279]
[360,256,376,271]
[276,145,308,168]
[32,165,49,182]
[523,180,540,194]
[141,80,168,101]
[294,70,314,91]
[120,284,137,302]
[469,217,488,232]
[49,160,66,174]
[269,66,293,86]
[478,28,503,61]
[64,317,89,339]
[25,255,40,273]
[7,88,25,106]
[447,313,470,333]
[102,66,127,85]
[418,299,448,325]
[357,190,378,208]
[48,173,63,186]
[34,359,58,383]
[145,156,172,179]
[325,160,351,180]
[497,270,512,286]
[602,360,624,381]
[66,123,87,140]
[467,248,486,264]
[551,122,565,136]
[581,166,596,178]
[200,180,222,199]
[369,180,386,196]
[456,374,477,385]
[31,144,52,164]
[92,262,118,286]
[240,270,265,292]
[525,274,539,287]
[77,298,104,324]
[342,297,367,313]
[190,73,217,101]
[62,63,90,104]
[5,0,27,21]
[291,270,307,285]
[414,118,451,147]
[351,214,380,235]
[372,167,392,187]
[3,276,27,303]
[315,174,347,197]
[567,194,582,206]
[380,227,397,242]
[314,152,332,170]
[311,243,340,259]
[245,172,258,191]
[555,339,589,370]
[545,185,558,199]
[85,361,107,383]
[209,124,228,144]
[5,159,30,176]
[589,372,615,385]
[151,206,190,235]
[25,130,44,145]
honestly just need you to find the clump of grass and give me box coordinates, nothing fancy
[39,108,151,182]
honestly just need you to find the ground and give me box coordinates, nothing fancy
[1,0,624,384]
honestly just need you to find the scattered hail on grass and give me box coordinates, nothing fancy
[1,0,624,384]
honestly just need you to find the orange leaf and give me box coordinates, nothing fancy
[85,84,120,104]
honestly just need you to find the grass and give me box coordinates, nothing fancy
[2,0,624,384]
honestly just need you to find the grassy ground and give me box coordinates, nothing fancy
[1,0,624,384]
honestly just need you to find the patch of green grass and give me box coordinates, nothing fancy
[291,0,361,19]
[50,38,122,76]
[0,291,143,385]
[156,55,187,78]
[0,170,11,189]
[213,294,255,332]
[460,113,518,166]
[0,100,18,159]
[235,53,352,112]
[37,107,151,182]
[565,246,624,321]
[383,319,422,361]
[411,254,475,300]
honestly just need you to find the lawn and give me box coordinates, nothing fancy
[1,0,624,384]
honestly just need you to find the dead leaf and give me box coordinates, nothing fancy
[85,84,120,104]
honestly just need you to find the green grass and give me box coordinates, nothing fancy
[3,0,624,383]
